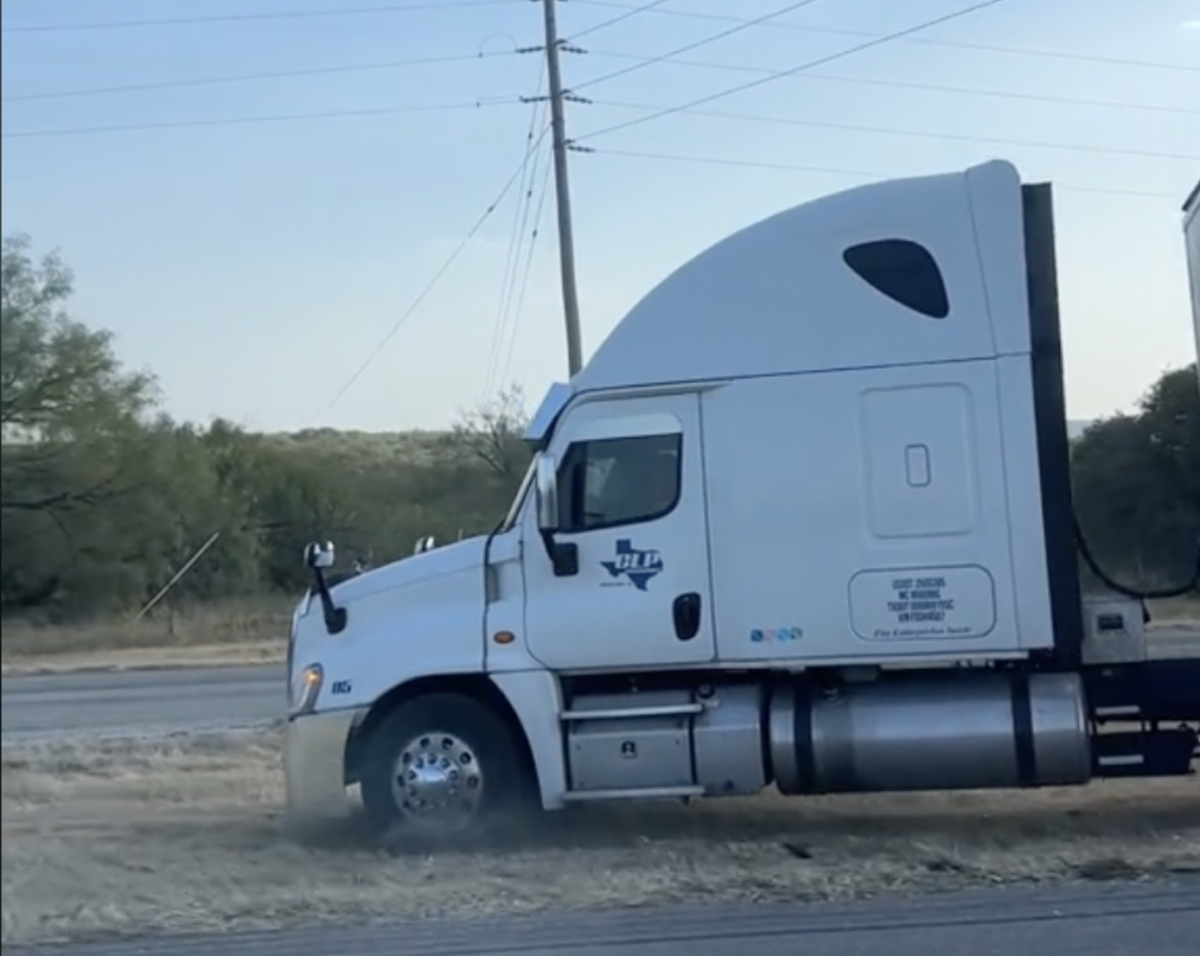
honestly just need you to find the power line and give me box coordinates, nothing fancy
[0,0,518,34]
[496,158,553,391]
[309,124,551,425]
[582,50,1200,117]
[482,134,548,399]
[586,99,1200,162]
[572,0,1200,73]
[484,122,547,398]
[564,0,672,42]
[574,0,1013,143]
[482,130,548,400]
[7,46,1189,119]
[482,65,548,401]
[572,0,823,92]
[2,51,517,103]
[0,96,522,139]
[589,146,1180,201]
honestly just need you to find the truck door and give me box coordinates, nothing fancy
[523,393,716,671]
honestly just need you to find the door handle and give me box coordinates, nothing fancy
[673,592,702,641]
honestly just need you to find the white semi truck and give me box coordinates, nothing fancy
[284,160,1200,843]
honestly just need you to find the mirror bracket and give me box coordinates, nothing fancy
[304,541,347,635]
[541,533,578,577]
[532,454,578,577]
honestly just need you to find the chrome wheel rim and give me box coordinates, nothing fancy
[390,732,484,835]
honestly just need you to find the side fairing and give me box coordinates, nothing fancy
[571,160,1030,393]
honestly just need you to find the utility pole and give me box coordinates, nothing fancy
[538,0,585,377]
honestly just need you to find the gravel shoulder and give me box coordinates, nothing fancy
[3,727,1197,946]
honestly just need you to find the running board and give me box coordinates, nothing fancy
[1083,658,1200,723]
[562,785,705,803]
[1092,728,1197,779]
[559,702,704,721]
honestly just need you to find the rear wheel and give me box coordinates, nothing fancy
[358,692,534,847]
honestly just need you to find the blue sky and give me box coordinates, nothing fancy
[2,0,1197,432]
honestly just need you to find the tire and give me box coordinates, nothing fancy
[358,692,536,848]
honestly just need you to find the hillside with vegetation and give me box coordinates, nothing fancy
[2,233,1197,654]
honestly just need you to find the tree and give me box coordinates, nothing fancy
[449,383,531,480]
[1,234,167,611]
[1071,363,1200,590]
[1,233,156,514]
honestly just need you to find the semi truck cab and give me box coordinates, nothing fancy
[283,161,1200,844]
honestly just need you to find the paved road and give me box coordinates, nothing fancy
[7,878,1199,955]
[0,664,285,741]
[1,628,1196,742]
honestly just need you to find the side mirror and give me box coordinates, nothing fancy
[302,541,346,635]
[413,535,436,555]
[534,452,559,532]
[304,541,336,570]
[532,452,577,578]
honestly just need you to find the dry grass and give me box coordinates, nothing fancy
[0,640,284,676]
[3,594,1197,677]
[0,598,292,675]
[3,729,1197,946]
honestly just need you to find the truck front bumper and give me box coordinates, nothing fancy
[283,707,364,827]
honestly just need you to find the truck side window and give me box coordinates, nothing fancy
[842,238,950,319]
[557,433,682,533]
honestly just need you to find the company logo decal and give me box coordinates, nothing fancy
[750,627,803,644]
[601,539,663,591]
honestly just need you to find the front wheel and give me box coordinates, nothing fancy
[358,692,534,847]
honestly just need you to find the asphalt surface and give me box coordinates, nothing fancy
[6,879,1200,955]
[0,664,284,741]
[2,628,1196,743]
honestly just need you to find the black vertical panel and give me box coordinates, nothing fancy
[1022,183,1083,666]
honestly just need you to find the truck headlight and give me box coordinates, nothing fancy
[290,663,324,717]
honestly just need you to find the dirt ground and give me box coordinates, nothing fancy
[2,728,1197,946]
[3,595,1197,676]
